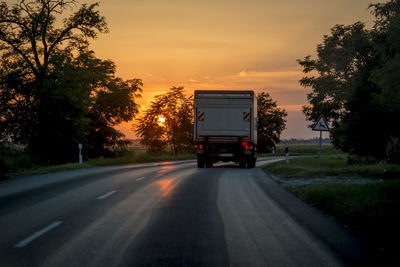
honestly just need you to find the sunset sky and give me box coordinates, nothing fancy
[88,0,375,139]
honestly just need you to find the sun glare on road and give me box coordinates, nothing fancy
[155,178,175,196]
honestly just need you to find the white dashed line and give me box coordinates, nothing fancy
[135,176,145,181]
[14,221,62,248]
[97,190,117,200]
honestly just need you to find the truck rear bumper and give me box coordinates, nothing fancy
[195,136,256,165]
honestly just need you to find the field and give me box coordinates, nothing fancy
[264,155,400,265]
[258,143,342,156]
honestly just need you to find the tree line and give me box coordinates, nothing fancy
[298,0,400,164]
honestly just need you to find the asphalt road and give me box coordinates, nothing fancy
[0,158,376,267]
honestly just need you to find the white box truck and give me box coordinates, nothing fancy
[194,90,257,168]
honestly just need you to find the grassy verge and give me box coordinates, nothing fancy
[265,155,400,179]
[7,151,196,177]
[289,182,400,264]
[264,156,400,264]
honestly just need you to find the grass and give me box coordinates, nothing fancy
[7,150,196,177]
[258,144,342,157]
[264,155,400,265]
[265,155,400,179]
[289,182,400,264]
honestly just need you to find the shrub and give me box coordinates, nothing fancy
[347,154,378,165]
[0,157,8,178]
[386,136,400,165]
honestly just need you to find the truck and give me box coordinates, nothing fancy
[194,90,257,168]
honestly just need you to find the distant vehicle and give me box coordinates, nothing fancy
[194,90,257,168]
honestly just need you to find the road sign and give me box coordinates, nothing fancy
[312,115,329,131]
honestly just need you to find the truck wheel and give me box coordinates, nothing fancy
[206,160,213,168]
[197,159,205,168]
[247,159,256,168]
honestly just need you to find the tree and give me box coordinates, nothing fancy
[135,87,193,155]
[298,0,400,159]
[0,0,141,162]
[297,22,373,125]
[88,74,142,157]
[256,92,287,153]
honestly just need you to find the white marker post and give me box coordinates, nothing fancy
[285,142,289,164]
[312,115,330,168]
[78,143,83,164]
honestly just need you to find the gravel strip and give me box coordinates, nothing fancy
[270,175,384,188]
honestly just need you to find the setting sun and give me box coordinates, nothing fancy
[158,115,165,127]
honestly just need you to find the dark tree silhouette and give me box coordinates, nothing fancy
[298,0,400,160]
[0,0,141,162]
[256,92,287,153]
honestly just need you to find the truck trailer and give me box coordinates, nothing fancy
[194,90,257,168]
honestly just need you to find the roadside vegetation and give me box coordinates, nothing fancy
[266,155,400,179]
[264,155,400,265]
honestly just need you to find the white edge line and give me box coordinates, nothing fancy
[97,190,117,200]
[14,221,62,248]
[135,176,145,181]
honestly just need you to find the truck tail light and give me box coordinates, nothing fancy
[241,141,249,150]
[241,141,254,150]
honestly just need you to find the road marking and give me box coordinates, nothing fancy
[14,221,62,248]
[97,190,117,200]
[136,176,145,181]
[157,170,163,173]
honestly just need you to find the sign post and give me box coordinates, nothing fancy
[312,115,329,168]
[78,144,83,164]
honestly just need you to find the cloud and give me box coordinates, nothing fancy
[188,78,198,83]
[239,70,248,77]
[237,70,301,79]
